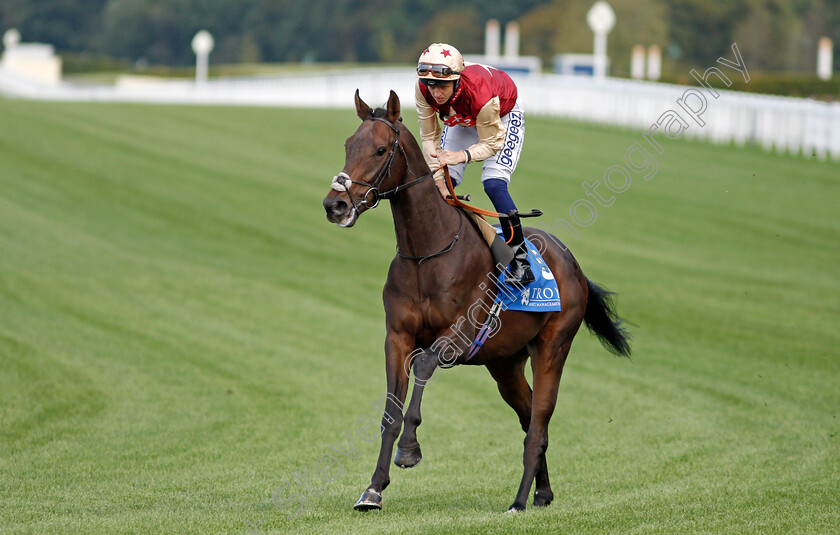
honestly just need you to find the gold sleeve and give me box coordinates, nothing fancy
[466,96,506,162]
[415,83,444,179]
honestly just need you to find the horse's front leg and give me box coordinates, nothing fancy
[354,330,414,511]
[394,348,439,468]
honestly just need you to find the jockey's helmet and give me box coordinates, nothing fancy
[417,43,464,86]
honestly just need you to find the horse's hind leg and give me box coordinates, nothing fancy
[508,338,572,513]
[487,355,554,508]
[394,348,438,468]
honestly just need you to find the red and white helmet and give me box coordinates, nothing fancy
[417,43,464,85]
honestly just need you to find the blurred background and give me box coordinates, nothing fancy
[1,0,839,97]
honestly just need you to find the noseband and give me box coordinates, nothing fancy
[331,116,432,213]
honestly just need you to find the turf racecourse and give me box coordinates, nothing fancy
[1,98,838,535]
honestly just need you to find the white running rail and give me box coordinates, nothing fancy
[2,67,838,161]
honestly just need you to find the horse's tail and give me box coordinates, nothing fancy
[584,278,631,358]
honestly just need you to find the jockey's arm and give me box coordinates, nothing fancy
[466,97,506,161]
[415,84,444,180]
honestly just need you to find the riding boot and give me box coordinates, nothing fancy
[498,210,535,286]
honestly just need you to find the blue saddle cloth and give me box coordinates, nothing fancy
[493,227,562,312]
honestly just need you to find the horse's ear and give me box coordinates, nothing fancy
[386,90,401,123]
[355,89,373,120]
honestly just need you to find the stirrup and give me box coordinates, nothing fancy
[505,248,535,286]
[498,209,536,286]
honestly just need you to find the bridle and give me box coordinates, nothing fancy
[330,116,432,213]
[330,113,465,264]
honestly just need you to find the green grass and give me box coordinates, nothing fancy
[0,98,838,535]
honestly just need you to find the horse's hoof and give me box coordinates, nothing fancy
[353,489,382,511]
[393,445,422,468]
[506,504,526,514]
[533,490,554,507]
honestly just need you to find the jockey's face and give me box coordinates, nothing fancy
[429,81,455,105]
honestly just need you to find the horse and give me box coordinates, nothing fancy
[322,90,630,513]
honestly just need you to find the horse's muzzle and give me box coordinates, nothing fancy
[323,195,356,227]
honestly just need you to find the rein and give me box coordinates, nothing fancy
[440,166,501,218]
[439,165,544,243]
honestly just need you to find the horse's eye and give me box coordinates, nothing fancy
[376,147,387,156]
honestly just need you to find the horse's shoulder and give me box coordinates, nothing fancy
[382,258,419,302]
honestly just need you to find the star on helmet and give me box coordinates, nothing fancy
[416,43,464,86]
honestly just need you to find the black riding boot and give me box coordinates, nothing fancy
[499,210,535,286]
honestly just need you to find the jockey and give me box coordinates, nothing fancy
[415,42,534,286]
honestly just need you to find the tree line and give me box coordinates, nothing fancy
[1,0,838,75]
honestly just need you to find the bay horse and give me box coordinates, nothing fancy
[322,90,630,513]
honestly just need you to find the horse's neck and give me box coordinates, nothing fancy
[389,148,461,258]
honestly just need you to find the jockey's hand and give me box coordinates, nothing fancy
[431,149,467,166]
